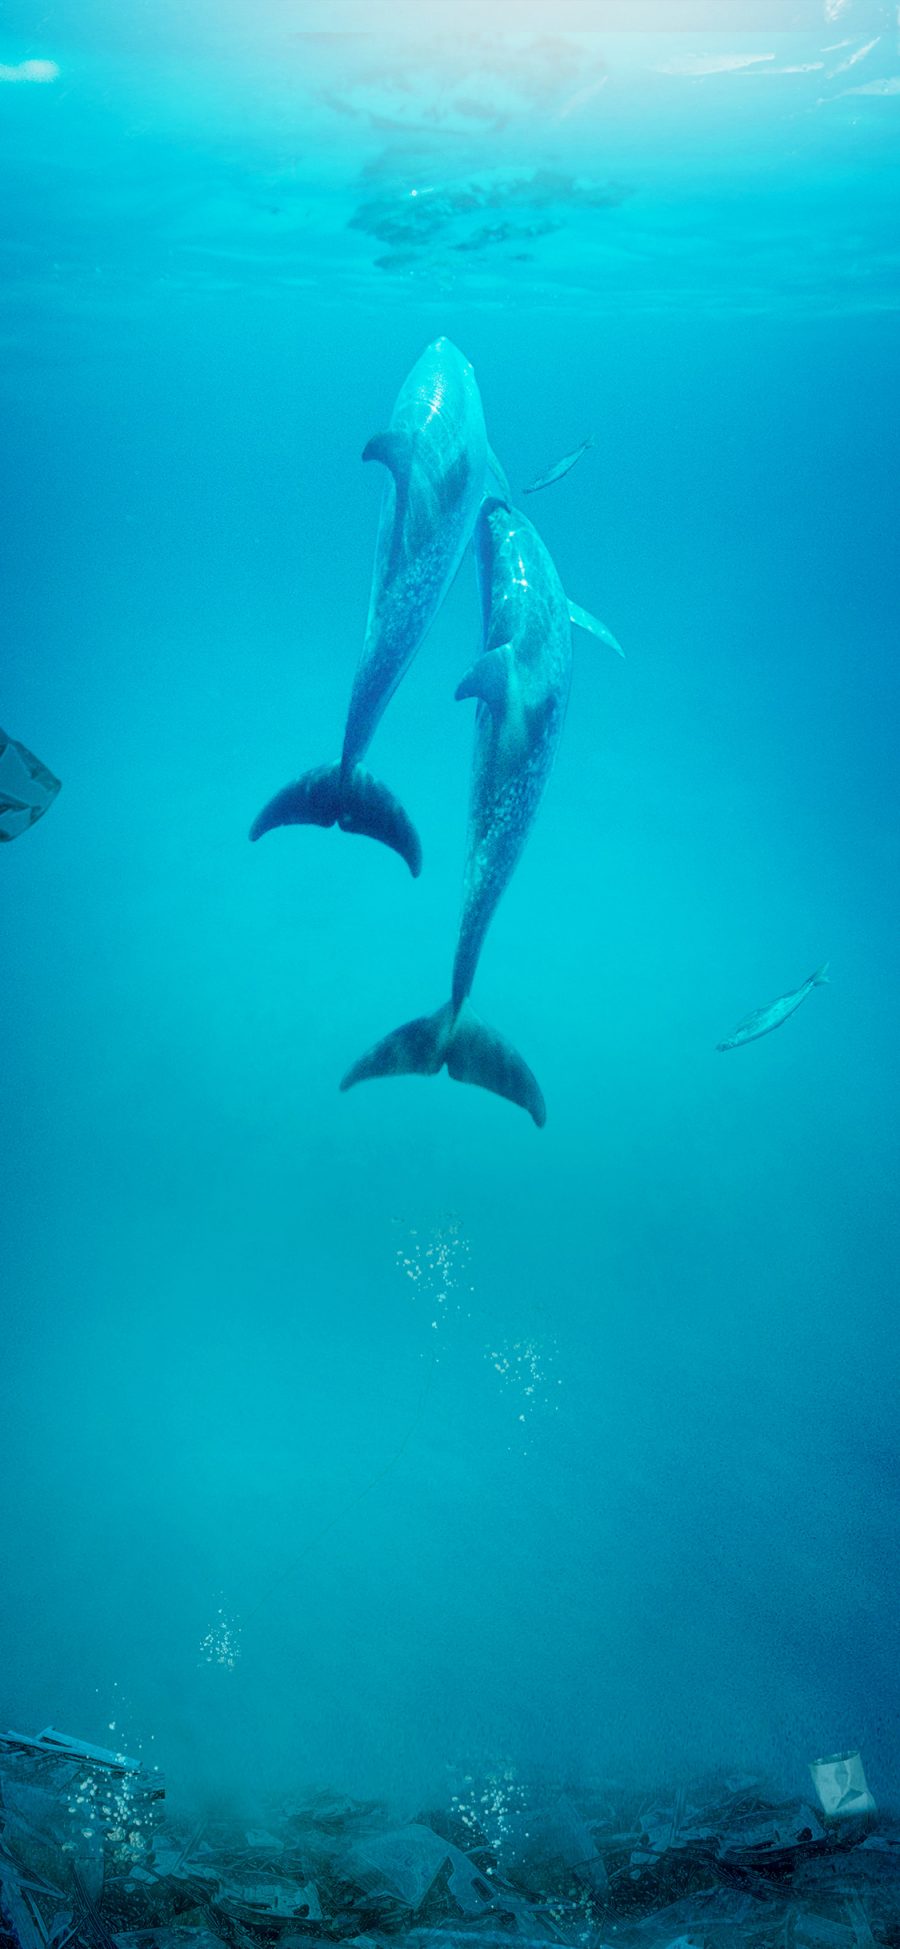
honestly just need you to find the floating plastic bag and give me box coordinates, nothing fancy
[0,730,61,841]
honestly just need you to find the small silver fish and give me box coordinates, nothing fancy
[716,963,830,1051]
[523,436,593,495]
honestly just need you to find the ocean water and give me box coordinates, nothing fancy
[2,0,900,1823]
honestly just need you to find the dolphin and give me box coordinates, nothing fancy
[716,963,830,1051]
[340,497,621,1126]
[249,338,490,877]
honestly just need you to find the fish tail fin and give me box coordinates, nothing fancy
[341,999,546,1126]
[249,762,422,877]
[813,962,830,985]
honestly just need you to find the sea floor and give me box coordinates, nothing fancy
[2,1731,898,1949]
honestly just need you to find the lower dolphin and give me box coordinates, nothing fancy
[340,497,621,1125]
[249,337,488,877]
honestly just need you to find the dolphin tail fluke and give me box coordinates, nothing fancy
[340,999,546,1126]
[341,1002,455,1090]
[446,1005,546,1126]
[336,765,422,876]
[249,761,422,876]
[249,763,341,841]
[812,962,830,985]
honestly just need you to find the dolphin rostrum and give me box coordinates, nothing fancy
[340,497,621,1125]
[716,963,830,1051]
[249,338,489,876]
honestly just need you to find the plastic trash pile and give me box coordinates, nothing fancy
[2,1731,897,1949]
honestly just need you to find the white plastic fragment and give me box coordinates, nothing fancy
[3,1727,140,1774]
[809,1750,876,1819]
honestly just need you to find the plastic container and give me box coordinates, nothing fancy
[809,1750,876,1820]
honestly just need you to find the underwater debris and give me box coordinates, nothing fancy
[1,1728,163,1892]
[113,1934,227,1947]
[501,1794,608,1896]
[624,1781,832,1899]
[2,1764,895,1949]
[345,1822,497,1920]
[810,1754,876,1822]
[0,729,61,842]
[213,1875,322,1924]
[0,1855,68,1949]
[2,1731,153,1776]
[0,1725,164,1949]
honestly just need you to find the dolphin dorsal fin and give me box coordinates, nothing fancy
[568,599,625,658]
[455,646,510,716]
[481,492,512,520]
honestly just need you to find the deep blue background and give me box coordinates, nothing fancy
[2,7,900,1816]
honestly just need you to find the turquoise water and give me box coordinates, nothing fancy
[2,0,900,1816]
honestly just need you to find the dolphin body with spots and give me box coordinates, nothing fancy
[250,338,492,877]
[341,497,621,1126]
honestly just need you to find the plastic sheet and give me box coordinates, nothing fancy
[0,731,61,842]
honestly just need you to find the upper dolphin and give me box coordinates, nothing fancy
[249,337,489,877]
[340,497,621,1125]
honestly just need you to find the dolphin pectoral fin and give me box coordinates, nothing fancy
[249,760,422,876]
[568,600,625,658]
[446,1004,546,1127]
[455,646,510,715]
[486,444,512,499]
[363,430,415,567]
[362,429,414,478]
[341,999,546,1127]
